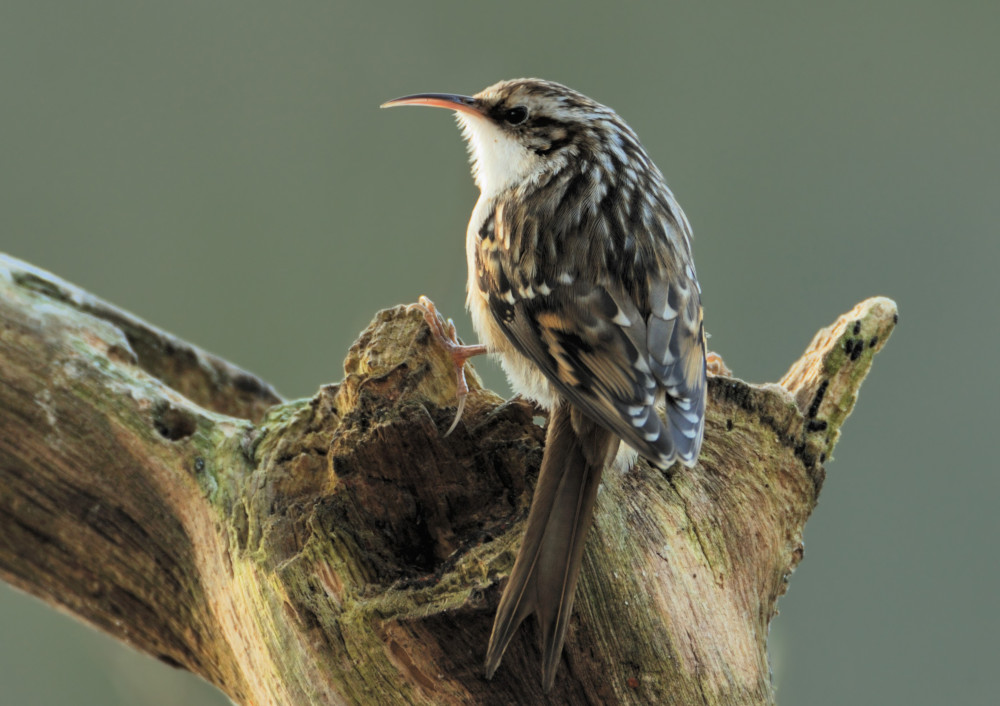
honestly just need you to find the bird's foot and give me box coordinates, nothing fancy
[409,295,488,434]
[706,351,731,377]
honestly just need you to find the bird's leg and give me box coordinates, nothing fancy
[409,295,487,434]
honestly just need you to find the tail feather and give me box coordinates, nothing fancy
[484,403,617,691]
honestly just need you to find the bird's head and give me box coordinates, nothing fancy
[382,78,642,198]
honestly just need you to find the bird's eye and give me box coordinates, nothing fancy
[503,106,529,125]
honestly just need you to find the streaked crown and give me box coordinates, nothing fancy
[460,79,659,197]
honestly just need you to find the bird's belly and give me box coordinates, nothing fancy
[465,200,559,410]
[495,345,560,411]
[466,271,559,410]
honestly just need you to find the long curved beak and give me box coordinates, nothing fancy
[380,92,485,118]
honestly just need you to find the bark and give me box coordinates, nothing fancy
[0,252,897,705]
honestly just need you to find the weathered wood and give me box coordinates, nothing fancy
[0,252,896,704]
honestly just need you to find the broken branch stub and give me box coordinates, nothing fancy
[0,254,896,705]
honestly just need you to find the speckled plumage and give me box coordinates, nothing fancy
[384,78,707,692]
[459,79,706,469]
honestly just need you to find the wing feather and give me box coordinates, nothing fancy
[478,188,707,468]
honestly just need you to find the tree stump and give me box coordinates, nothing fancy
[0,253,896,704]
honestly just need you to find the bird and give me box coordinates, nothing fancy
[382,78,707,692]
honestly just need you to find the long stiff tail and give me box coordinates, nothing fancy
[484,402,618,692]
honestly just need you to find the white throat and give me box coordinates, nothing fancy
[456,113,543,199]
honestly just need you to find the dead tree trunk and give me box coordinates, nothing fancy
[0,252,896,705]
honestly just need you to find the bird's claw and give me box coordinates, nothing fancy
[409,296,487,435]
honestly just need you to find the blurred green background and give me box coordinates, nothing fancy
[1,1,997,704]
